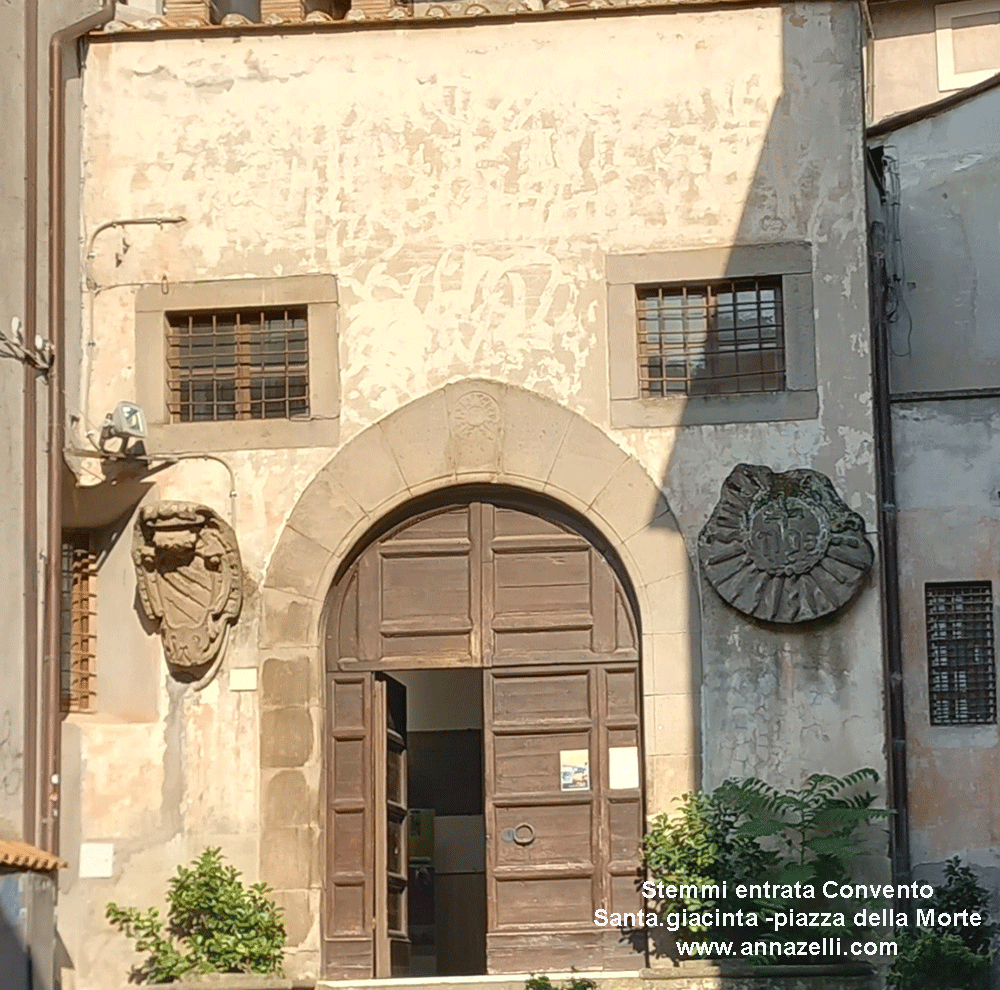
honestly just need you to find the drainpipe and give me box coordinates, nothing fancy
[23,0,40,849]
[868,156,911,888]
[40,0,115,855]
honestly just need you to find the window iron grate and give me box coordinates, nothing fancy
[166,307,309,423]
[62,534,97,713]
[637,277,786,397]
[925,581,996,726]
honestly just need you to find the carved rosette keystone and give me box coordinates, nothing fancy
[133,501,243,683]
[698,464,874,624]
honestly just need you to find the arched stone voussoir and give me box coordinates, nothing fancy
[263,380,695,652]
[259,588,320,650]
[265,526,336,602]
[590,456,677,547]
[282,470,368,556]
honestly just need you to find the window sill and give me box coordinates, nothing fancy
[610,389,818,428]
[147,416,340,453]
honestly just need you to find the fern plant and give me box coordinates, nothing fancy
[716,767,894,891]
[106,847,286,983]
[641,769,894,956]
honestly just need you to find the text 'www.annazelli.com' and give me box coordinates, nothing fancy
[673,937,898,959]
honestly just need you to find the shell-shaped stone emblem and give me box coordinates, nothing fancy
[698,464,874,624]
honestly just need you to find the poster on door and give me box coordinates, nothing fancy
[560,749,590,791]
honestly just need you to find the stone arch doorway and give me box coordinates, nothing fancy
[323,488,645,979]
[256,380,701,979]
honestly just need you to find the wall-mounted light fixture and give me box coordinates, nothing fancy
[99,400,147,452]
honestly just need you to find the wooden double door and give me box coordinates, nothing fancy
[323,496,645,979]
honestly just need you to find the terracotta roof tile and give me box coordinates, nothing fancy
[0,839,67,873]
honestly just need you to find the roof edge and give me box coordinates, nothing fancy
[92,0,862,39]
[868,70,1000,139]
[0,838,68,873]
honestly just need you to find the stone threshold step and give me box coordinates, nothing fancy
[318,973,641,990]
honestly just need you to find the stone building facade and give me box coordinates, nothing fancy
[55,2,885,987]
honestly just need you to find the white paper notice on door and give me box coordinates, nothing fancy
[608,746,639,790]
[560,749,590,791]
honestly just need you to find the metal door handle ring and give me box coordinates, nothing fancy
[512,823,535,846]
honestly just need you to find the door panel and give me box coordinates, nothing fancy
[374,673,409,977]
[484,662,645,973]
[324,674,375,978]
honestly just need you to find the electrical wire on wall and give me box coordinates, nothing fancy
[878,147,914,358]
[78,215,186,452]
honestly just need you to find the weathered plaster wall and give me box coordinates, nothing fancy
[881,84,1000,393]
[68,5,882,986]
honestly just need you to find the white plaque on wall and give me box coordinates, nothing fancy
[79,842,114,878]
[608,746,639,790]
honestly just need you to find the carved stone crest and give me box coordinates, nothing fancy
[133,502,243,681]
[698,464,874,623]
[451,390,501,441]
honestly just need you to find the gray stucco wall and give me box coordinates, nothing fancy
[879,84,1000,393]
[892,398,1000,905]
[873,75,1000,961]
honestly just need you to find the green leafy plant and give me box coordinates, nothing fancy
[106,847,286,984]
[524,977,597,990]
[888,858,997,990]
[642,788,780,923]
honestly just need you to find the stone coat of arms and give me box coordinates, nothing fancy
[698,464,874,624]
[133,501,243,679]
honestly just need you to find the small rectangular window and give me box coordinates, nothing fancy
[925,581,997,725]
[61,533,97,713]
[166,307,309,423]
[636,277,785,397]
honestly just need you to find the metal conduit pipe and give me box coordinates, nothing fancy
[23,0,40,850]
[41,0,115,855]
[867,152,911,890]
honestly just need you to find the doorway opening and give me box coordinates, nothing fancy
[392,669,486,977]
[323,491,646,981]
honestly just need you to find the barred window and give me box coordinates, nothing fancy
[61,533,97,713]
[925,582,997,725]
[166,307,309,422]
[637,278,785,397]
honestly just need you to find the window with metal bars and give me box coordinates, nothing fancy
[166,307,309,422]
[61,533,97,713]
[636,278,786,397]
[925,582,997,725]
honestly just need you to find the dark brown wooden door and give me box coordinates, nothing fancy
[326,495,644,978]
[374,673,410,977]
[324,672,376,978]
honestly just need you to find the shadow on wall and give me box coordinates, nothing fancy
[655,0,871,813]
[1,872,33,990]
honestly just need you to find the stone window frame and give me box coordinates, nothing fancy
[135,274,339,452]
[606,242,818,428]
[935,0,1000,92]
